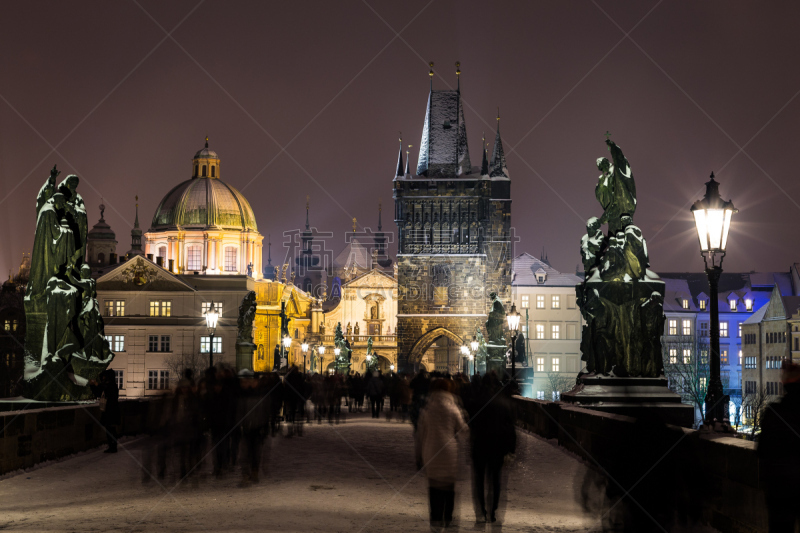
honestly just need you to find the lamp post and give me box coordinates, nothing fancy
[205,301,219,368]
[506,303,521,382]
[470,335,479,376]
[691,172,737,429]
[318,344,325,373]
[282,335,292,371]
[334,346,341,374]
[366,353,373,373]
[301,340,309,373]
[460,345,469,374]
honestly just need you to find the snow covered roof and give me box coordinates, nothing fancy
[333,238,371,270]
[416,90,471,177]
[743,303,768,325]
[512,253,582,287]
[661,278,696,312]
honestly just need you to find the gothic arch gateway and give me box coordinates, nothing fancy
[407,327,464,365]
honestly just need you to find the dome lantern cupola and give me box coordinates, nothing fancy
[193,136,220,179]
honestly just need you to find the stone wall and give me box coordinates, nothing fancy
[513,396,768,533]
[0,399,162,475]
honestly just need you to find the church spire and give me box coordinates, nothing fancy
[481,132,489,176]
[395,134,405,177]
[127,195,144,257]
[489,110,509,179]
[378,199,382,231]
[305,195,310,230]
[405,144,411,176]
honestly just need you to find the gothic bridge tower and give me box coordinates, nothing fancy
[393,64,512,372]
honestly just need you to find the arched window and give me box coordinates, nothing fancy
[158,246,167,259]
[186,245,202,271]
[195,164,198,177]
[202,165,207,177]
[97,252,105,264]
[211,165,216,177]
[224,246,238,272]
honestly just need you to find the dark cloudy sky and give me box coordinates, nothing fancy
[2,1,799,278]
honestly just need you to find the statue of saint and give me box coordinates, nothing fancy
[346,322,352,336]
[595,140,637,235]
[36,165,60,219]
[237,291,257,343]
[485,292,506,345]
[66,261,109,362]
[354,322,360,335]
[580,217,605,275]
[27,192,75,301]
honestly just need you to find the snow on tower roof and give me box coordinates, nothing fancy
[416,90,471,177]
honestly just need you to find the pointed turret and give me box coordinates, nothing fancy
[264,235,276,280]
[489,111,509,179]
[481,132,489,176]
[404,145,411,176]
[127,196,144,257]
[395,136,405,177]
[305,195,310,230]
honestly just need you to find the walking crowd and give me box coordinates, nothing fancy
[93,364,518,529]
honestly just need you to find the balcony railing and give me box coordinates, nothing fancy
[316,334,396,345]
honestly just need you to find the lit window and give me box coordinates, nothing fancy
[700,349,708,364]
[682,319,692,336]
[700,377,707,390]
[224,246,238,272]
[187,245,202,271]
[536,324,545,340]
[201,336,223,353]
[536,295,545,309]
[536,357,545,372]
[720,322,729,338]
[738,322,742,338]
[669,348,677,364]
[114,370,124,390]
[551,324,560,339]
[738,349,742,366]
[745,299,753,311]
[730,299,737,311]
[536,391,545,400]
[699,299,706,310]
[521,295,529,309]
[149,301,171,317]
[721,349,728,365]
[681,349,691,364]
[682,299,689,309]
[104,335,125,352]
[668,319,677,336]
[105,300,125,317]
[201,302,222,318]
[552,357,560,372]
[552,295,560,309]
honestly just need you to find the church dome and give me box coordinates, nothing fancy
[150,178,257,231]
[149,140,258,232]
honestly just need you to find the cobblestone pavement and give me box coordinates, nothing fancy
[0,412,597,532]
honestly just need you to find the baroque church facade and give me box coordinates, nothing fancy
[394,70,512,372]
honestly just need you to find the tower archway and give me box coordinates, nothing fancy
[407,327,464,366]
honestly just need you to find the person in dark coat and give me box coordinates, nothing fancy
[89,369,120,453]
[759,361,800,533]
[468,373,516,523]
[365,371,385,418]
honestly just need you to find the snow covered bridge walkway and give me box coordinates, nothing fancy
[0,413,596,532]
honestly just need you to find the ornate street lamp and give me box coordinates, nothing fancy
[506,303,521,382]
[205,301,219,368]
[691,172,737,429]
[470,335,479,353]
[301,340,309,373]
[460,345,469,374]
[282,335,292,370]
[318,345,326,373]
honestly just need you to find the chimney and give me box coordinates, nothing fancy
[168,259,175,272]
[156,256,163,267]
[147,253,154,261]
[109,253,117,264]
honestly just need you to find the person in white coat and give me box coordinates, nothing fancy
[415,378,468,529]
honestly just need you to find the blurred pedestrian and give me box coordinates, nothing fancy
[415,379,468,529]
[759,361,800,532]
[366,371,384,418]
[89,369,120,453]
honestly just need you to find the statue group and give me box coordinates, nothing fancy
[23,166,114,400]
[577,140,665,378]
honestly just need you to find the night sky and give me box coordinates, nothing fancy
[2,1,799,278]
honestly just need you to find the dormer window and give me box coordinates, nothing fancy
[730,299,737,311]
[681,299,689,309]
[699,299,706,310]
[745,298,753,311]
[535,268,547,284]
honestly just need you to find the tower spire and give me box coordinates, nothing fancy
[429,61,434,91]
[405,144,411,176]
[205,135,209,149]
[305,195,310,230]
[395,133,405,177]
[134,195,140,228]
[481,132,489,176]
[127,195,144,257]
[455,61,460,91]
[489,109,509,179]
[378,199,382,231]
[268,234,272,265]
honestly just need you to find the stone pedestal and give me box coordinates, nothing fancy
[235,342,255,372]
[486,344,506,377]
[561,375,694,428]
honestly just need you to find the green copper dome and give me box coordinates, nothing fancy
[150,176,258,232]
